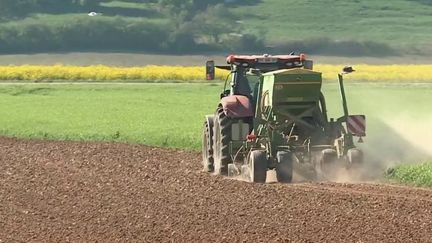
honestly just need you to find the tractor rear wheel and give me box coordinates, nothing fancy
[248,150,267,183]
[202,119,214,172]
[276,151,293,183]
[213,107,232,176]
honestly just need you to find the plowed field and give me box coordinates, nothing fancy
[1,137,431,242]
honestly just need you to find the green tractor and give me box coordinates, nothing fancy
[202,54,366,183]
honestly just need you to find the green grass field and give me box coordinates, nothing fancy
[387,161,432,187]
[232,0,432,50]
[0,82,430,150]
[0,84,218,149]
[0,82,431,185]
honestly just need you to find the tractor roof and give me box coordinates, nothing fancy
[219,54,308,72]
[226,54,305,64]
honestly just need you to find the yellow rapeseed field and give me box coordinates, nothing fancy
[316,64,432,82]
[0,64,431,82]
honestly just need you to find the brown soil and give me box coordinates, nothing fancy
[0,137,431,242]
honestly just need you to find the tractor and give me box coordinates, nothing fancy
[202,54,366,183]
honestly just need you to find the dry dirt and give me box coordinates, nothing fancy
[1,137,431,242]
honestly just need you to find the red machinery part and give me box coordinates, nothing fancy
[226,54,305,65]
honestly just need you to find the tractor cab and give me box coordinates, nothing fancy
[219,54,313,104]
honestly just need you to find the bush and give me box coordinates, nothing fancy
[0,0,37,20]
[221,33,265,52]
[0,0,106,20]
[387,161,432,187]
[0,18,171,53]
[272,37,398,57]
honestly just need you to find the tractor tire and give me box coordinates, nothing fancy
[276,151,293,183]
[212,107,233,176]
[248,150,268,183]
[320,149,338,174]
[202,119,214,172]
[347,148,363,168]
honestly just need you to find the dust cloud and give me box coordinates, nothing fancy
[223,116,432,184]
[332,115,432,183]
[384,116,432,157]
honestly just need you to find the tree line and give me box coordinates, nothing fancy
[0,0,237,19]
[0,0,265,54]
[0,0,102,19]
[0,0,395,56]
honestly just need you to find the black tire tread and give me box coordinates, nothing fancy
[213,107,233,175]
[250,150,267,183]
[276,151,293,183]
[202,120,214,172]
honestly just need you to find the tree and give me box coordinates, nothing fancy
[0,0,105,20]
[74,0,102,8]
[0,0,37,20]
[191,4,235,44]
[157,0,194,25]
[191,0,225,11]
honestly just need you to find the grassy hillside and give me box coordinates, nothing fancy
[232,0,432,49]
[0,0,432,55]
[102,0,432,50]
